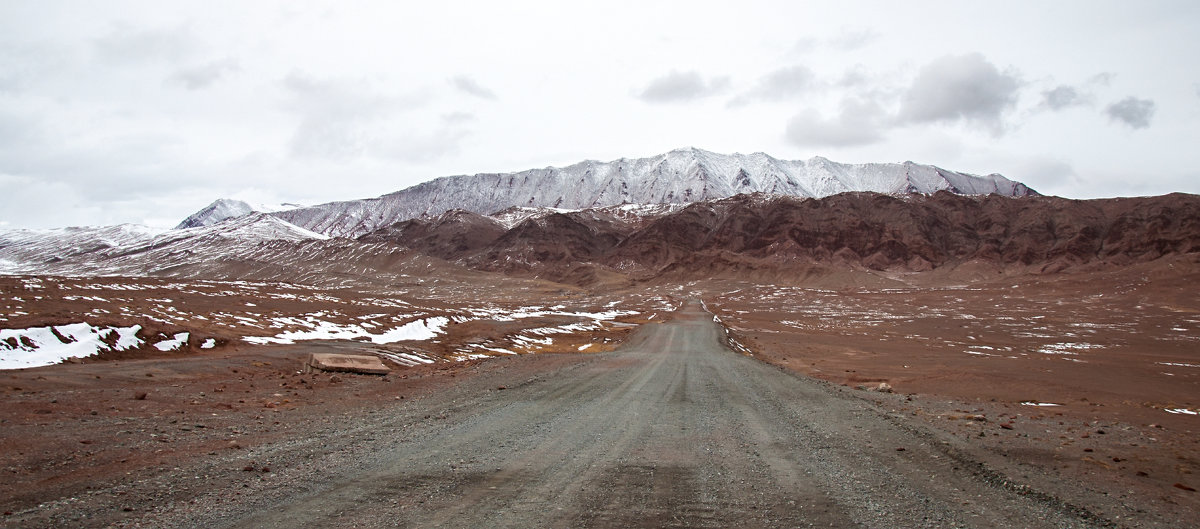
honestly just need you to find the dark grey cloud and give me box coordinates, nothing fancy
[637,70,730,103]
[897,53,1020,134]
[784,98,886,148]
[450,75,496,100]
[1105,96,1155,129]
[728,65,816,106]
[1040,85,1089,111]
[167,58,240,90]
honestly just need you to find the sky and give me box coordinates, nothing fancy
[2,1,1199,229]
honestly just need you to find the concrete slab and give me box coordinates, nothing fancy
[305,353,391,375]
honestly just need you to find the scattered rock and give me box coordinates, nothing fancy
[133,391,148,400]
[1175,483,1197,492]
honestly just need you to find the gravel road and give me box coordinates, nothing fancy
[62,301,1106,528]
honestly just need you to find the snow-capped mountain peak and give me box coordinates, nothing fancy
[175,199,305,229]
[175,149,1036,238]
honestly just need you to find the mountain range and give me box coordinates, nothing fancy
[182,148,1037,238]
[4,148,1198,287]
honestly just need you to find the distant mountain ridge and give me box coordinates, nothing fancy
[4,192,1198,287]
[256,148,1036,238]
[176,199,306,229]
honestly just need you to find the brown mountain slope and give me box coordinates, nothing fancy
[359,191,1200,285]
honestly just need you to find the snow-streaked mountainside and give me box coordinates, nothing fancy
[0,214,327,276]
[176,199,305,229]
[269,148,1036,238]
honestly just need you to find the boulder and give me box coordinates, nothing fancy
[304,353,391,375]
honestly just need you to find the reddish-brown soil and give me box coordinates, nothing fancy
[704,262,1200,520]
[1,251,1198,525]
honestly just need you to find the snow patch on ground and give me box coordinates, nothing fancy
[0,323,143,369]
[153,332,190,351]
[1157,361,1200,368]
[242,316,449,345]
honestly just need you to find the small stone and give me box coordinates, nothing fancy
[133,392,148,401]
[1174,483,1197,492]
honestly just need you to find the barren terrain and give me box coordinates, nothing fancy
[1,193,1199,527]
[2,301,1148,528]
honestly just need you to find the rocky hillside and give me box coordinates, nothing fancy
[269,148,1037,238]
[359,191,1200,285]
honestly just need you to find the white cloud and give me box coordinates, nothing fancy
[1039,85,1089,111]
[0,2,1196,229]
[1105,96,1156,129]
[451,76,497,100]
[637,70,731,103]
[91,22,197,64]
[897,53,1021,135]
[282,71,428,160]
[729,65,817,106]
[785,98,887,148]
[167,58,240,90]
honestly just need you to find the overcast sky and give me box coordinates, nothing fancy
[2,1,1199,229]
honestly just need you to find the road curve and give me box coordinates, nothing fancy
[166,302,1099,528]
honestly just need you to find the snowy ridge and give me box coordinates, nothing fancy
[0,213,327,276]
[176,198,304,229]
[271,148,1036,238]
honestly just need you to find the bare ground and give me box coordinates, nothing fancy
[2,302,1125,528]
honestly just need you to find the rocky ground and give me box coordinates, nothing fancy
[704,260,1200,524]
[0,263,1196,527]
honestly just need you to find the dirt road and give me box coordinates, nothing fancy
[78,301,1094,529]
[7,302,1113,528]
